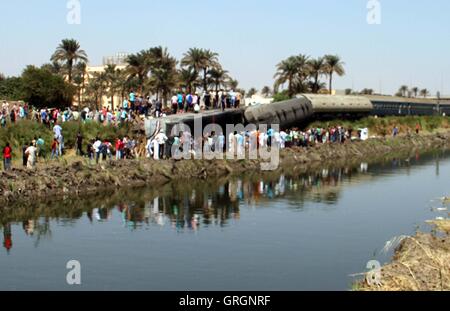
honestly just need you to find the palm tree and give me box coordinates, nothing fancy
[247,88,258,98]
[399,85,409,97]
[104,64,123,111]
[229,79,239,91]
[261,86,272,97]
[51,39,88,83]
[324,55,345,94]
[126,51,151,93]
[420,88,430,98]
[208,68,230,105]
[181,48,219,93]
[274,54,309,97]
[146,47,178,105]
[411,87,419,98]
[308,57,326,94]
[86,72,107,110]
[179,67,198,94]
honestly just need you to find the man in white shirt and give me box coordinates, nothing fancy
[93,139,102,164]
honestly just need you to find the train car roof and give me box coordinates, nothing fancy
[363,94,450,105]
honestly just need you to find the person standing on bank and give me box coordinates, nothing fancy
[3,143,12,171]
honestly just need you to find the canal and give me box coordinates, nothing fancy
[0,150,449,290]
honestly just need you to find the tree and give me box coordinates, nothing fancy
[324,55,345,94]
[345,88,353,95]
[274,54,309,97]
[104,64,124,111]
[411,87,419,98]
[51,39,88,83]
[181,48,219,93]
[146,47,178,105]
[126,51,151,93]
[308,57,327,93]
[420,88,430,98]
[247,88,258,98]
[20,65,75,109]
[179,67,198,94]
[85,72,107,110]
[261,86,272,97]
[228,79,239,91]
[399,85,409,97]
[73,62,87,108]
[0,76,24,100]
[360,88,374,95]
[208,67,230,99]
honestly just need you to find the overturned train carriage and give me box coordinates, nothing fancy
[303,94,374,119]
[244,97,314,128]
[243,94,373,128]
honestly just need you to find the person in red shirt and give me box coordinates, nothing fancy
[3,143,12,171]
[115,138,122,160]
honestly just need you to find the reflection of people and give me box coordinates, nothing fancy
[3,223,12,253]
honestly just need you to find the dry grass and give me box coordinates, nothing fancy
[359,220,450,291]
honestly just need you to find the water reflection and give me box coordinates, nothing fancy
[0,149,448,254]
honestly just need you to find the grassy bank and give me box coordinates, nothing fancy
[309,116,450,136]
[0,121,132,160]
[356,219,450,291]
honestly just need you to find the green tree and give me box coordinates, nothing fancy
[247,88,258,98]
[399,85,409,97]
[411,87,419,98]
[0,76,24,100]
[51,39,88,83]
[21,65,75,109]
[85,72,107,110]
[209,68,229,93]
[274,54,309,97]
[324,55,345,94]
[181,48,219,92]
[420,88,429,98]
[179,67,198,94]
[146,47,178,105]
[126,51,151,93]
[307,57,327,93]
[261,86,272,97]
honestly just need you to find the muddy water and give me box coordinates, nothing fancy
[0,151,449,290]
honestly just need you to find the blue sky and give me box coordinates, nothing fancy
[0,0,449,95]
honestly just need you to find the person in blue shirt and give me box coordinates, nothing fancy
[129,91,135,111]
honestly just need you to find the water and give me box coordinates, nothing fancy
[1,151,449,291]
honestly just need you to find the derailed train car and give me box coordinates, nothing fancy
[244,97,314,128]
[365,95,450,116]
[243,94,373,128]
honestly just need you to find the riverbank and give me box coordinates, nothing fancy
[357,219,450,291]
[2,131,450,207]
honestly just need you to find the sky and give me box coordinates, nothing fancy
[0,0,449,95]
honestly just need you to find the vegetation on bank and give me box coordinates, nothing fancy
[308,116,450,136]
[0,121,132,160]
